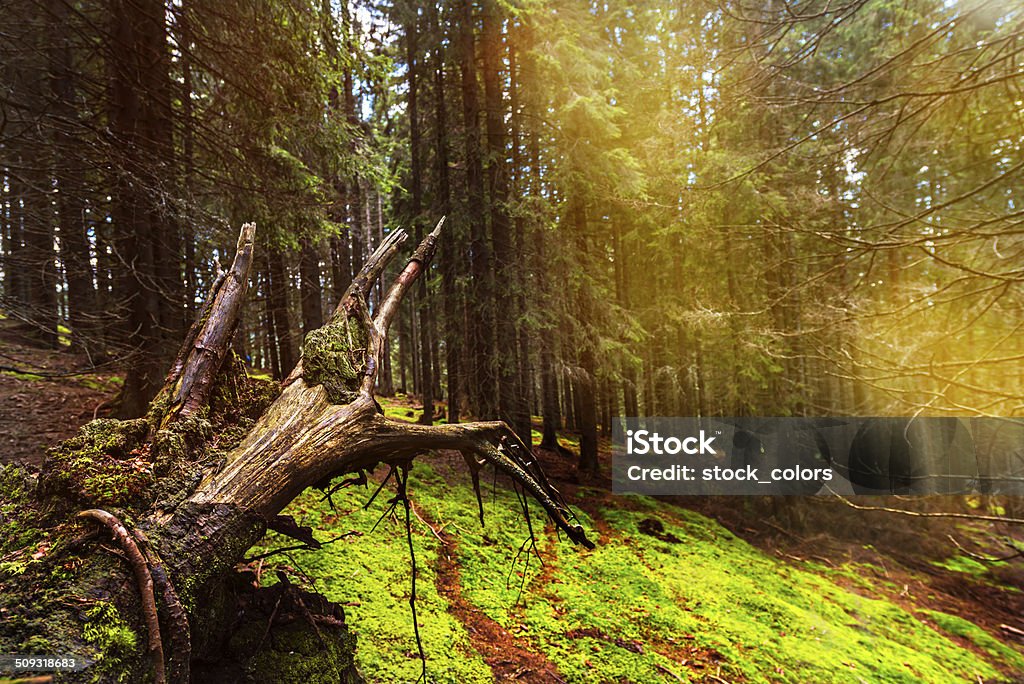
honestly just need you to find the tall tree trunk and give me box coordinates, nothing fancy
[7,7,59,348]
[110,0,183,416]
[299,236,324,335]
[479,0,516,430]
[482,0,523,437]
[431,12,461,423]
[399,306,410,394]
[458,0,497,419]
[21,159,59,348]
[330,234,350,307]
[406,12,435,425]
[571,197,599,473]
[373,190,395,397]
[540,340,560,449]
[267,248,296,373]
[539,228,561,449]
[260,261,281,379]
[505,24,533,444]
[2,164,28,308]
[611,214,639,419]
[178,0,197,318]
[50,0,96,352]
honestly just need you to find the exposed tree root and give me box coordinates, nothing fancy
[133,528,190,684]
[76,509,166,684]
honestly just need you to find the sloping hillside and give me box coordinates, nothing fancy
[2,345,1021,684]
[249,399,1024,683]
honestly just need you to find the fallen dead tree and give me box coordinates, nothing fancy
[0,221,591,683]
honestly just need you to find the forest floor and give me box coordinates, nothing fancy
[3,336,1024,682]
[253,397,1024,683]
[0,321,121,467]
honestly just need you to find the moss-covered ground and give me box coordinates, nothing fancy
[250,401,1024,684]
[3,352,1021,684]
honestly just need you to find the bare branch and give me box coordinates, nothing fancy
[374,217,445,336]
[947,535,1024,564]
[825,491,1024,526]
[161,223,257,427]
[361,217,445,394]
[367,416,594,549]
[335,228,408,317]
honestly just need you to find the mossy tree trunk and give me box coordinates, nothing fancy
[0,221,590,683]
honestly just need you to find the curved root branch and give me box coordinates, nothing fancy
[133,528,190,684]
[77,509,166,684]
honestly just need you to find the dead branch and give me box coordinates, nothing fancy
[1000,624,1024,639]
[367,419,593,548]
[266,515,322,549]
[825,491,1024,526]
[361,217,444,395]
[947,535,1024,563]
[160,223,256,427]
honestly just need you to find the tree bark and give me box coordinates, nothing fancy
[571,197,599,473]
[49,0,96,352]
[6,4,59,349]
[481,0,523,437]
[406,11,435,425]
[300,235,324,335]
[508,34,534,445]
[267,247,297,373]
[458,0,497,419]
[110,0,183,416]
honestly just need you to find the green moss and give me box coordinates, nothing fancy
[246,367,275,382]
[0,466,46,578]
[240,376,281,418]
[379,396,424,423]
[531,504,1002,683]
[932,554,999,577]
[212,420,253,451]
[558,434,580,451]
[145,386,176,427]
[231,618,358,683]
[808,561,897,594]
[241,395,1022,683]
[303,317,369,404]
[40,419,153,509]
[0,369,49,381]
[76,374,119,393]
[249,459,1024,684]
[207,356,280,426]
[21,634,53,652]
[921,610,1024,672]
[251,474,494,683]
[82,602,137,683]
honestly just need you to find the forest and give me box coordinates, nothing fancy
[1,0,1024,682]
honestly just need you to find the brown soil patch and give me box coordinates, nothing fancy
[0,327,120,467]
[430,518,568,682]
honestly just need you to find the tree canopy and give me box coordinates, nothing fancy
[2,0,1022,452]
